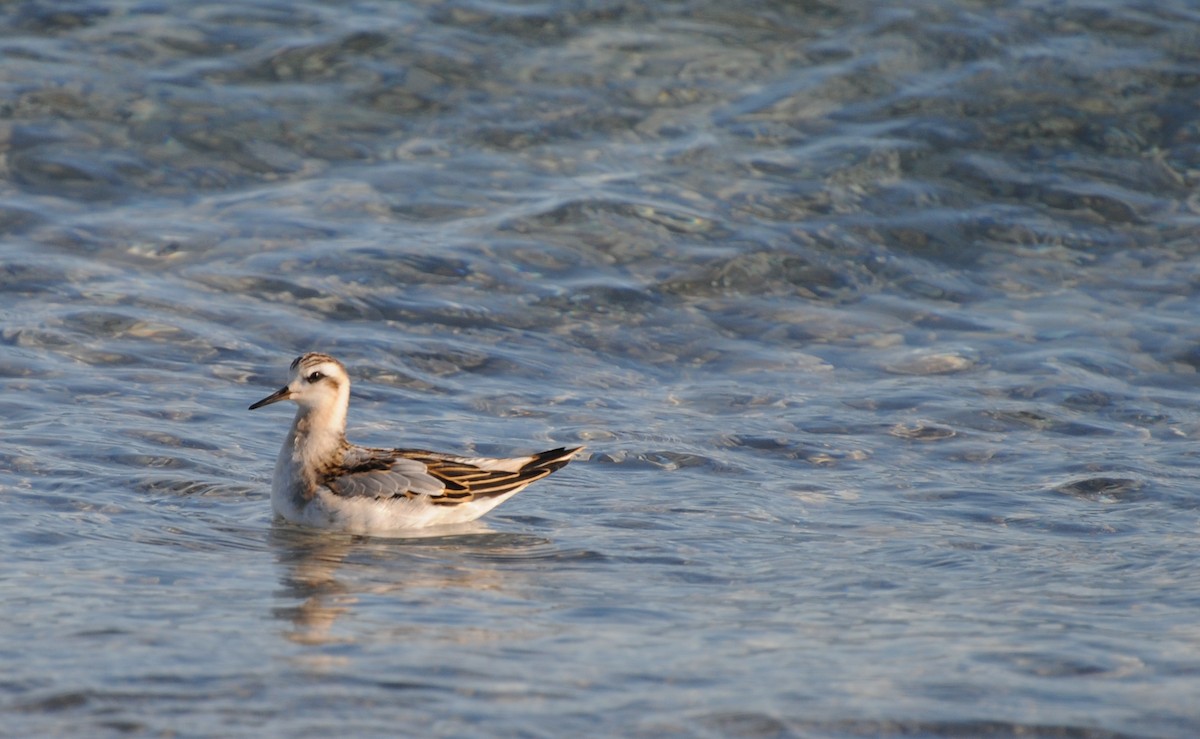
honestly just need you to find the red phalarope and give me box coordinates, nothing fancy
[249,352,583,532]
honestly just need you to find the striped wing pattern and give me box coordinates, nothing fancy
[323,446,580,506]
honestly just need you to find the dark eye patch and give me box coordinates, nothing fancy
[306,371,325,383]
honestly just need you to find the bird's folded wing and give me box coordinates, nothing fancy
[323,448,566,505]
[401,450,567,504]
[323,456,447,500]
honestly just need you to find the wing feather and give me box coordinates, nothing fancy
[320,446,583,506]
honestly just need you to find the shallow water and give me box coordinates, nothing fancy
[4,0,1200,736]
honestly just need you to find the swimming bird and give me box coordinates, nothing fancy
[249,352,582,532]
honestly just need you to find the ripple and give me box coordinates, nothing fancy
[1051,477,1146,504]
[657,251,852,300]
[883,350,976,375]
[889,422,957,441]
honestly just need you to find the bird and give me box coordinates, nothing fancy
[248,352,583,532]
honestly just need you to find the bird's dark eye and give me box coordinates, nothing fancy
[306,371,325,383]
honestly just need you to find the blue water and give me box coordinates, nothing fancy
[3,0,1200,736]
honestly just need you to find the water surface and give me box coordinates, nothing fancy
[3,0,1200,736]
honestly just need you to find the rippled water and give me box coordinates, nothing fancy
[4,0,1200,736]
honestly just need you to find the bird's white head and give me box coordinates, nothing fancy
[249,353,351,419]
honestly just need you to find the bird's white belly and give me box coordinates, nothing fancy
[273,483,526,533]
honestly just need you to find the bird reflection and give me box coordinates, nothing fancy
[267,520,553,649]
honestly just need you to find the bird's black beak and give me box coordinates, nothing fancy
[249,385,293,410]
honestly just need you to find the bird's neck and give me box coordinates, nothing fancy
[288,397,349,470]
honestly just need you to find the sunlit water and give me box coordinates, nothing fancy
[3,1,1200,736]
